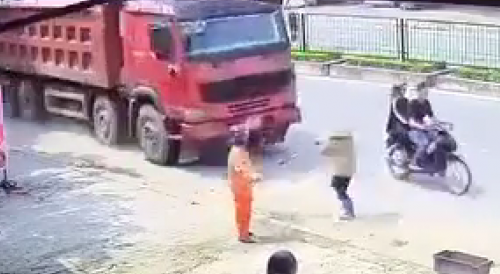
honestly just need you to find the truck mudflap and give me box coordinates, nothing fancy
[179,106,301,142]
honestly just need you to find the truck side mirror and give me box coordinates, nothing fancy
[150,26,173,60]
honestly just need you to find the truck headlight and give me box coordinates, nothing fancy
[181,108,208,122]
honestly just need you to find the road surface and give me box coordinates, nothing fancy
[276,76,500,268]
[1,75,499,273]
[286,4,500,67]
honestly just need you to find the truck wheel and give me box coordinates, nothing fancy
[277,124,290,143]
[92,95,122,146]
[3,83,20,118]
[136,104,180,166]
[18,80,45,120]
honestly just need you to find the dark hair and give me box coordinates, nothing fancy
[391,83,405,98]
[267,250,298,274]
[416,81,428,91]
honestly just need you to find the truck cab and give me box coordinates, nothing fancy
[0,0,300,166]
[121,0,301,161]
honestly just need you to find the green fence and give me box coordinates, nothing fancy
[285,12,500,68]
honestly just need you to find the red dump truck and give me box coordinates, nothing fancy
[0,0,301,165]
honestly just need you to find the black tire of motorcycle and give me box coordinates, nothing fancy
[446,154,472,196]
[386,144,411,181]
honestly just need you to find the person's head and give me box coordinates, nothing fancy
[229,124,250,147]
[415,81,429,101]
[266,250,298,274]
[230,117,263,147]
[390,83,406,99]
[248,130,264,150]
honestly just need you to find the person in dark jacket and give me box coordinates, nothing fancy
[407,81,436,168]
[267,250,298,274]
[385,83,410,147]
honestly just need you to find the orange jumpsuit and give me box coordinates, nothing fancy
[227,145,260,241]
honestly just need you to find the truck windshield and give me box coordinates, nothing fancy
[181,10,289,58]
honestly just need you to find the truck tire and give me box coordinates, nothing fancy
[92,95,122,146]
[276,124,290,144]
[3,83,20,118]
[136,104,180,166]
[18,80,45,120]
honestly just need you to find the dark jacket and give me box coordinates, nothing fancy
[386,97,410,134]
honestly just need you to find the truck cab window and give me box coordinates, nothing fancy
[150,25,174,61]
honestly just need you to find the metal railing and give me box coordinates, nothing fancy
[285,12,500,68]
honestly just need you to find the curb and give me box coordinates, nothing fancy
[434,75,500,98]
[293,60,500,98]
[293,59,345,76]
[328,64,449,84]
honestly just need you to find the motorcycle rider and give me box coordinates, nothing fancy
[407,81,436,168]
[385,83,410,147]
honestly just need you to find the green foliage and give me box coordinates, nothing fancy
[343,55,446,73]
[291,50,342,62]
[291,50,500,82]
[291,50,446,73]
[456,66,500,83]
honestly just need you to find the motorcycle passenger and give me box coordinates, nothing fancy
[407,81,435,168]
[385,83,410,147]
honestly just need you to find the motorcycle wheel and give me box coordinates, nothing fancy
[444,154,472,196]
[386,144,411,180]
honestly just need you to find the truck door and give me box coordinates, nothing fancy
[146,21,184,112]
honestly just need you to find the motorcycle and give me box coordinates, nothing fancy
[385,121,472,195]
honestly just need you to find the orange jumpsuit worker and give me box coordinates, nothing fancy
[228,125,262,243]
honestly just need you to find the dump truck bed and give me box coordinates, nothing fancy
[0,3,122,88]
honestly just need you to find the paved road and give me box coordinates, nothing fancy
[294,75,500,211]
[2,75,500,272]
[277,75,500,268]
[285,5,500,67]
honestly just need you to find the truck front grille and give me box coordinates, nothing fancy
[200,69,292,104]
[228,98,270,114]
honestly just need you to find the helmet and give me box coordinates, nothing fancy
[229,124,249,146]
[229,117,262,146]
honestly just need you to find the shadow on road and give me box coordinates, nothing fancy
[409,174,453,193]
[408,174,484,198]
